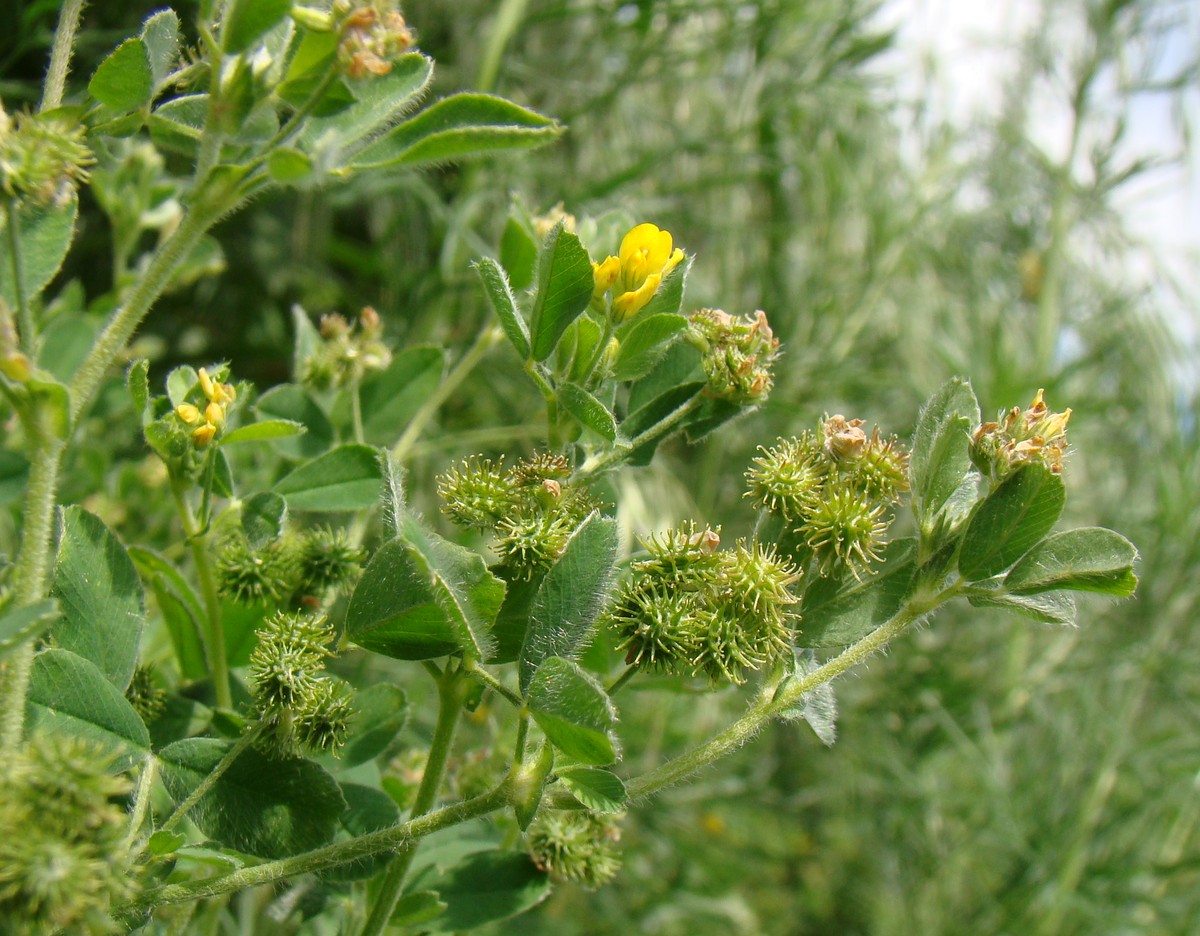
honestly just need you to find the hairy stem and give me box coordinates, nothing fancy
[391,324,503,464]
[621,594,945,803]
[39,0,86,113]
[4,201,33,355]
[0,436,64,751]
[162,728,259,834]
[576,392,704,478]
[120,782,511,921]
[172,480,231,709]
[359,667,472,936]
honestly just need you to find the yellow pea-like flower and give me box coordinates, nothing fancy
[192,423,217,447]
[175,403,201,424]
[205,401,225,428]
[595,222,685,321]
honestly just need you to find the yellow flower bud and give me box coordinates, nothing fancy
[192,423,217,447]
[197,367,216,400]
[175,403,201,424]
[592,256,620,298]
[205,401,225,428]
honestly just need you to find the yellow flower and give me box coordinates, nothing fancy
[192,423,217,447]
[175,403,201,424]
[594,223,685,320]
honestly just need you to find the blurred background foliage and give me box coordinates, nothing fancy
[4,0,1199,932]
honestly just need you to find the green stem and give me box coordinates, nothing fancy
[475,0,528,92]
[464,659,523,707]
[119,782,511,921]
[69,196,231,423]
[122,756,160,859]
[0,436,64,751]
[193,31,225,186]
[350,377,365,444]
[39,0,86,113]
[360,667,472,936]
[162,728,258,834]
[390,325,502,464]
[621,594,944,803]
[606,666,637,697]
[577,392,704,478]
[172,480,231,709]
[4,201,33,356]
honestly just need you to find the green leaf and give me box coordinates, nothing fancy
[266,148,313,184]
[222,0,292,54]
[356,346,445,445]
[220,418,306,445]
[51,506,145,690]
[500,214,538,291]
[392,891,447,928]
[557,382,618,442]
[489,570,542,665]
[342,684,408,767]
[474,257,530,359]
[0,599,60,662]
[274,444,383,511]
[89,38,152,111]
[148,94,207,153]
[159,739,346,858]
[0,195,78,309]
[968,588,1076,626]
[147,829,187,856]
[240,491,287,550]
[528,224,594,362]
[26,649,150,771]
[300,53,433,159]
[37,314,98,382]
[1003,527,1139,597]
[555,766,627,813]
[407,850,551,933]
[349,92,561,171]
[129,547,208,680]
[958,466,1065,581]
[166,364,198,407]
[140,9,181,93]
[910,377,980,524]
[613,313,688,381]
[379,451,406,541]
[518,514,619,692]
[26,375,72,440]
[256,383,333,459]
[527,657,619,765]
[798,539,916,648]
[322,783,401,882]
[346,521,505,662]
[776,648,837,746]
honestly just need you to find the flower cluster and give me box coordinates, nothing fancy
[687,308,779,405]
[970,388,1070,484]
[608,523,799,685]
[301,306,392,390]
[174,366,237,449]
[592,222,685,321]
[437,452,601,578]
[527,811,622,890]
[247,611,354,757]
[335,0,416,79]
[746,416,910,576]
[0,105,94,207]
[0,734,136,933]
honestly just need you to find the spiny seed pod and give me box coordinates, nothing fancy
[0,734,135,932]
[296,527,366,595]
[801,488,889,576]
[610,585,708,673]
[125,665,167,722]
[248,611,336,710]
[971,388,1071,484]
[216,536,297,604]
[437,457,515,530]
[0,106,94,207]
[527,812,622,889]
[848,428,911,503]
[634,521,723,585]
[745,435,828,519]
[511,452,571,487]
[494,512,574,577]
[283,678,355,756]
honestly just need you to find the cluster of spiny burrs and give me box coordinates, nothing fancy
[746,415,910,577]
[687,308,780,405]
[608,522,800,685]
[247,611,354,757]
[218,526,366,607]
[0,734,136,933]
[527,811,622,890]
[0,104,94,207]
[436,452,602,578]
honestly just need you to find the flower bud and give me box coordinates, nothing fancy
[527,812,622,889]
[191,423,217,447]
[175,403,201,424]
